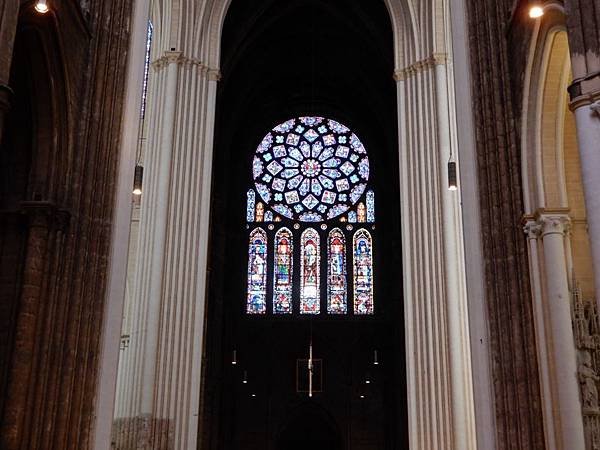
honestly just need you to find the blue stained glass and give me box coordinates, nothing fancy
[367,190,375,222]
[328,229,347,314]
[353,229,374,315]
[140,21,153,119]
[247,228,268,314]
[247,190,255,222]
[252,117,370,222]
[300,228,320,314]
[273,228,293,314]
[264,210,273,222]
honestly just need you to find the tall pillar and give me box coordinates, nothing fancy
[0,1,19,141]
[396,52,477,450]
[115,50,218,450]
[537,211,585,449]
[565,0,600,311]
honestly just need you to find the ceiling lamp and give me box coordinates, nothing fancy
[529,5,544,18]
[35,0,49,13]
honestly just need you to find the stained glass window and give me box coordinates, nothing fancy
[300,228,320,314]
[252,117,370,222]
[353,229,373,315]
[366,190,375,222]
[273,228,293,314]
[247,189,255,222]
[246,117,376,316]
[140,21,153,119]
[247,228,268,314]
[327,229,347,314]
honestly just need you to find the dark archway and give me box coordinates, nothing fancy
[276,404,343,450]
[201,1,406,449]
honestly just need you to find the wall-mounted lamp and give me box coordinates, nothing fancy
[133,165,144,195]
[448,161,458,191]
[35,0,49,13]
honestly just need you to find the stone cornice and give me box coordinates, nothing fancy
[151,51,221,80]
[394,53,448,81]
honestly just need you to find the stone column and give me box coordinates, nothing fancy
[396,53,476,450]
[537,211,585,449]
[0,1,19,141]
[565,0,600,311]
[116,50,218,450]
[523,218,557,449]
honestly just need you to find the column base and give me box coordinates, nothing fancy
[111,415,174,450]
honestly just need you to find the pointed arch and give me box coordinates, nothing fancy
[353,229,373,315]
[247,228,268,314]
[300,228,320,314]
[327,228,347,314]
[273,227,293,314]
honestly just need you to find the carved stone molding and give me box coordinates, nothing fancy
[568,72,600,110]
[393,52,448,81]
[523,217,542,240]
[538,214,571,237]
[151,51,221,80]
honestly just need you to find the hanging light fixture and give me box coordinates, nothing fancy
[373,350,379,366]
[365,372,371,384]
[231,349,237,365]
[529,4,544,18]
[35,0,49,13]
[242,370,248,384]
[448,160,458,191]
[132,165,144,195]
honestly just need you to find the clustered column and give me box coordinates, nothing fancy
[525,211,585,449]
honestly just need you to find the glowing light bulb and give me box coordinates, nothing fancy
[35,0,49,13]
[529,5,544,18]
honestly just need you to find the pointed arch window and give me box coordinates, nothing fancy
[327,229,347,314]
[353,229,373,314]
[273,228,293,314]
[247,228,268,314]
[300,228,320,314]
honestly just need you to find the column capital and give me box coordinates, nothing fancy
[522,216,542,240]
[535,211,571,237]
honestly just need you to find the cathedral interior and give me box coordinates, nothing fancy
[1,0,600,450]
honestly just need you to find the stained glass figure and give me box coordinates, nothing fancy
[253,117,370,221]
[264,210,273,222]
[366,190,375,222]
[273,228,293,314]
[247,189,256,222]
[357,202,366,222]
[247,228,268,314]
[300,228,320,314]
[255,202,264,222]
[327,229,347,314]
[353,229,373,314]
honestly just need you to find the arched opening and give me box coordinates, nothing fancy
[201,0,405,448]
[521,21,597,449]
[276,404,343,450]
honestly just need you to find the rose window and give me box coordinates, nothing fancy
[252,116,370,222]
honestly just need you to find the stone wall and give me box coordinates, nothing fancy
[0,1,132,449]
